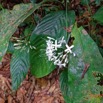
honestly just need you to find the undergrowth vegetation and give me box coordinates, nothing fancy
[0,0,103,102]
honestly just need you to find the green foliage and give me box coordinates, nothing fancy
[0,4,4,10]
[81,0,90,5]
[31,11,75,40]
[70,25,103,73]
[30,35,55,78]
[29,10,75,78]
[60,25,103,103]
[95,0,101,5]
[99,47,103,57]
[30,0,37,3]
[7,41,15,54]
[10,49,30,90]
[93,6,103,24]
[0,3,40,61]
[0,0,103,102]
[60,69,70,102]
[81,0,102,5]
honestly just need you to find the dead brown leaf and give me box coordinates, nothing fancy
[0,97,5,103]
[7,95,13,103]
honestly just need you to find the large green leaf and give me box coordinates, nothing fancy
[31,10,75,41]
[10,49,30,90]
[30,35,55,78]
[30,10,75,78]
[93,6,103,24]
[70,25,103,73]
[60,25,103,103]
[0,3,41,61]
[60,70,103,103]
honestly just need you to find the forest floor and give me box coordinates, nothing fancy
[0,0,103,103]
[0,54,64,103]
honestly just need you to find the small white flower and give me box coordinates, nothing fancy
[14,40,36,51]
[65,44,74,53]
[58,36,66,44]
[64,57,68,63]
[54,59,60,65]
[47,36,55,40]
[14,43,22,46]
[27,48,29,53]
[15,46,21,49]
[73,53,76,57]
[30,45,33,49]
[32,46,36,49]
[53,40,61,50]
[62,54,67,59]
[46,36,75,68]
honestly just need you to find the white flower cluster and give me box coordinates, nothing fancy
[46,36,75,68]
[14,40,36,52]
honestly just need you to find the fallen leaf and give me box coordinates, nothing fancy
[0,97,5,103]
[7,95,13,103]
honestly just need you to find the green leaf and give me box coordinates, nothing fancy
[31,11,75,41]
[93,6,103,24]
[30,35,55,78]
[60,25,103,103]
[30,0,37,3]
[7,41,15,54]
[71,25,103,73]
[0,3,41,61]
[99,47,103,57]
[10,49,30,90]
[29,10,75,78]
[60,69,70,103]
[80,0,90,5]
[95,0,101,5]
[80,0,102,6]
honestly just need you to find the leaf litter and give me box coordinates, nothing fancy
[0,54,64,103]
